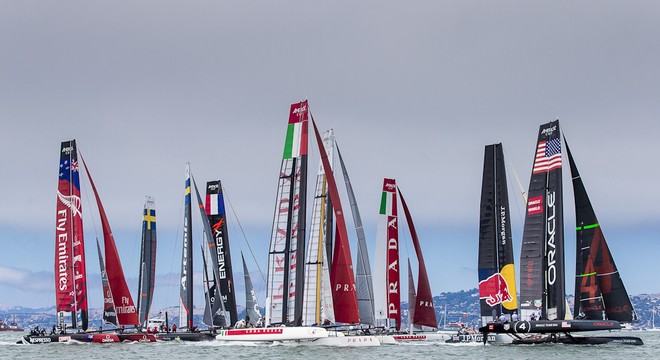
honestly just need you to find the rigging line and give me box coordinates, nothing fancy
[502,146,526,229]
[78,148,102,248]
[222,183,267,287]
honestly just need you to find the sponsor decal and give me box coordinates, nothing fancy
[541,125,557,136]
[527,196,543,215]
[546,191,557,286]
[478,273,512,306]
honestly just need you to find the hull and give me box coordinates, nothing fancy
[20,333,121,344]
[480,319,621,334]
[444,333,512,344]
[290,331,380,347]
[117,333,157,342]
[391,332,451,342]
[156,332,216,341]
[513,334,643,345]
[215,327,328,342]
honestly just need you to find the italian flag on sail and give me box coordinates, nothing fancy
[283,101,309,159]
[379,178,397,216]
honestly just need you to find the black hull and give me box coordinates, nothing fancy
[512,334,643,346]
[480,319,621,334]
[155,331,216,341]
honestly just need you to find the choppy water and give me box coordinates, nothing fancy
[1,331,659,360]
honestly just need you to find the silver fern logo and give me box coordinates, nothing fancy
[57,191,82,218]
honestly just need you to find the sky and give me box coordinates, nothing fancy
[1,1,659,313]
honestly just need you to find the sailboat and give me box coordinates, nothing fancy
[216,102,329,342]
[22,140,155,344]
[159,166,231,341]
[480,121,643,345]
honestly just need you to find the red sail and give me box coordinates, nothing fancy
[81,156,139,326]
[398,187,437,328]
[55,141,88,329]
[311,118,359,324]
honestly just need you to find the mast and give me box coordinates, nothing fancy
[398,186,437,329]
[266,101,309,326]
[81,154,139,327]
[242,253,262,326]
[478,144,517,324]
[311,118,359,324]
[55,140,88,330]
[373,178,399,330]
[205,180,238,325]
[96,238,118,326]
[137,196,157,328]
[567,141,637,322]
[179,164,194,330]
[519,121,565,321]
[337,143,375,326]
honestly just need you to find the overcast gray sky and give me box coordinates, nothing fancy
[1,1,658,311]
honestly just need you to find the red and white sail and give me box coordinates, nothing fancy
[374,178,400,329]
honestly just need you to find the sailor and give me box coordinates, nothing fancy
[172,323,177,332]
[498,314,508,323]
[530,312,537,321]
[511,312,519,321]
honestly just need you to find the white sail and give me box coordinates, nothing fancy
[302,129,334,325]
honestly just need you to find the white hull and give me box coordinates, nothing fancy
[289,332,380,347]
[375,335,397,344]
[215,327,328,342]
[392,332,451,342]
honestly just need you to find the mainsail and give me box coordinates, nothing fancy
[337,144,375,326]
[519,121,565,321]
[567,142,637,322]
[55,140,88,330]
[374,178,400,329]
[179,164,194,330]
[205,180,237,325]
[96,238,117,326]
[398,186,437,329]
[242,253,262,326]
[478,143,518,324]
[81,155,138,327]
[311,118,360,324]
[302,129,335,325]
[266,101,309,326]
[137,196,157,328]
[192,176,227,328]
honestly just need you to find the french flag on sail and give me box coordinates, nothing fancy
[205,193,225,215]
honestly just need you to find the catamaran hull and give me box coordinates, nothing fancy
[445,333,512,344]
[20,333,121,344]
[392,333,451,342]
[480,319,621,334]
[513,335,643,345]
[215,327,328,342]
[117,333,157,342]
[155,332,216,341]
[288,332,380,347]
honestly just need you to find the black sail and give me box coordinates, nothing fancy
[205,180,238,326]
[567,142,637,322]
[519,121,565,321]
[137,196,157,328]
[478,144,518,323]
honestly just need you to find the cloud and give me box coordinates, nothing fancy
[0,266,52,291]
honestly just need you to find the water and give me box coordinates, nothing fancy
[1,331,659,360]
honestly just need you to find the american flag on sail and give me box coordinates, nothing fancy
[532,138,562,174]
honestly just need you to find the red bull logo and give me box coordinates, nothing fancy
[479,273,512,306]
